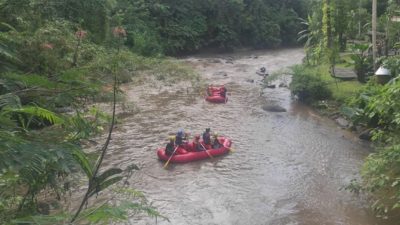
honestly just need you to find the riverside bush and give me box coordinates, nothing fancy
[344,79,400,217]
[346,80,400,143]
[290,65,332,103]
[361,144,400,216]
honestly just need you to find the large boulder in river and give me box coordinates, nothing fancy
[335,117,349,128]
[359,129,373,141]
[262,104,287,112]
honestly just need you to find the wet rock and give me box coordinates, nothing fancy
[335,117,349,128]
[213,71,228,77]
[246,79,254,83]
[225,59,234,64]
[262,104,287,112]
[279,82,288,88]
[266,84,276,89]
[359,129,373,141]
[256,71,267,76]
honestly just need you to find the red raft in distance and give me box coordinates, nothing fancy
[205,86,228,103]
[157,137,232,163]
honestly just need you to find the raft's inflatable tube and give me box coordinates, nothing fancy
[157,137,232,163]
[206,95,227,103]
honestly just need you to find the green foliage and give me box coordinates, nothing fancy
[11,187,167,224]
[347,80,400,143]
[344,79,400,217]
[298,12,323,65]
[349,43,373,83]
[361,144,400,216]
[0,25,21,71]
[14,20,76,75]
[290,65,332,103]
[0,131,85,215]
[380,55,400,78]
[110,0,307,54]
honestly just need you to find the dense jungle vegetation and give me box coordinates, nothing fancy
[289,0,400,219]
[0,0,312,223]
[2,0,400,223]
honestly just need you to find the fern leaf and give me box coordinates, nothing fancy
[5,106,64,125]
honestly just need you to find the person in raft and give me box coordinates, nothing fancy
[206,86,212,96]
[193,134,205,151]
[220,86,227,97]
[202,128,211,146]
[175,129,187,146]
[165,136,176,156]
[211,133,222,149]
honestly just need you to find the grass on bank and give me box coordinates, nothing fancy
[295,64,364,103]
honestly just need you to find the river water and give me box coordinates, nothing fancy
[96,48,395,225]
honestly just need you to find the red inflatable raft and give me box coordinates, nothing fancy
[205,86,228,103]
[157,137,232,163]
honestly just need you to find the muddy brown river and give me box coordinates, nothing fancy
[93,48,396,224]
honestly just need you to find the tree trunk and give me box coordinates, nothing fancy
[325,0,332,49]
[372,0,377,71]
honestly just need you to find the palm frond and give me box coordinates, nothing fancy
[2,106,64,125]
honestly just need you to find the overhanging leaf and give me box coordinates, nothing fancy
[72,148,93,178]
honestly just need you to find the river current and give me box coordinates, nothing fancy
[90,48,396,225]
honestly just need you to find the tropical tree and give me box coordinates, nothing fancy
[298,10,323,65]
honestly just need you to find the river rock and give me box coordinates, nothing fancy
[359,129,373,141]
[262,104,287,112]
[246,79,254,83]
[279,82,288,88]
[213,71,228,77]
[266,84,276,89]
[335,117,349,128]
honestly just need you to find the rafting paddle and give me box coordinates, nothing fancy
[163,146,179,168]
[200,143,213,159]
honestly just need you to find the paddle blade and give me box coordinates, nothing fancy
[163,146,179,168]
[163,161,170,168]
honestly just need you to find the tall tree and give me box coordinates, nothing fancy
[372,0,377,70]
